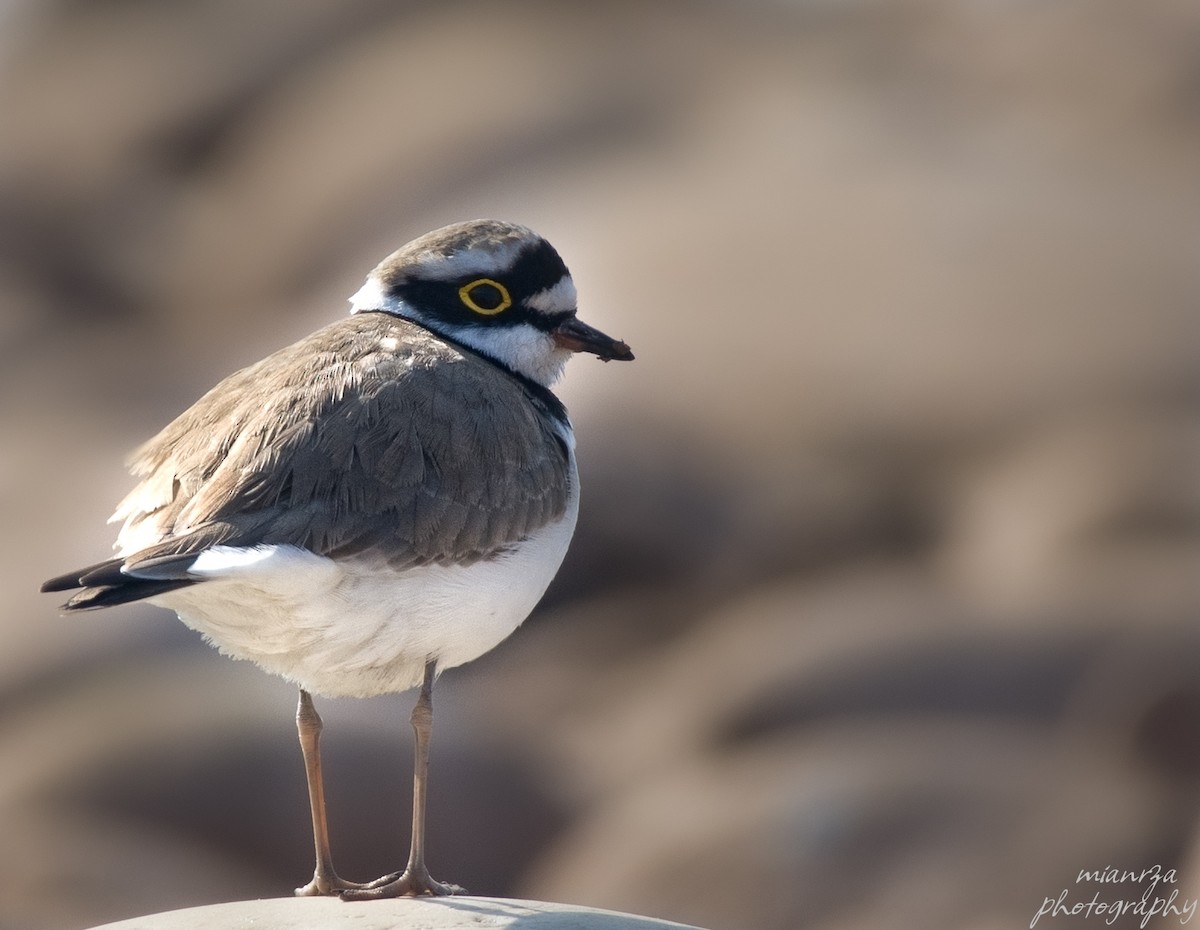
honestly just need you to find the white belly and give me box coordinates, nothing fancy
[148,485,579,698]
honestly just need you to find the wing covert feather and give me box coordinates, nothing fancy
[114,314,571,569]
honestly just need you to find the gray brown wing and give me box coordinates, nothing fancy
[113,314,571,573]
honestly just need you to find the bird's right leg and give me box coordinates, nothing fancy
[294,689,383,895]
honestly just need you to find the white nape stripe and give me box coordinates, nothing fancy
[526,276,577,316]
[350,277,396,314]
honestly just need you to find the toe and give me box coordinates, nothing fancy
[338,868,465,900]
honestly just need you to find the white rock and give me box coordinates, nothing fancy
[86,896,707,930]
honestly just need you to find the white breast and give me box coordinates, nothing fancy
[148,460,580,698]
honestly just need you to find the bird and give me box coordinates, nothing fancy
[41,219,633,899]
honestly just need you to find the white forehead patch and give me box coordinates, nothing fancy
[525,276,577,316]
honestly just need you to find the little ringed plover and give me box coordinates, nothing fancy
[41,219,633,899]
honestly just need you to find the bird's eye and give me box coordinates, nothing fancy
[458,278,512,316]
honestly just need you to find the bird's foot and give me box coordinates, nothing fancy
[296,869,400,897]
[338,866,465,900]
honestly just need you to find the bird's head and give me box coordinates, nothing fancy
[350,219,633,386]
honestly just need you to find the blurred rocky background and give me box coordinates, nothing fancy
[2,1,1199,928]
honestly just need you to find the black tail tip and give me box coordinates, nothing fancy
[41,573,83,594]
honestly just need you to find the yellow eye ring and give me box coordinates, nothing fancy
[458,278,512,315]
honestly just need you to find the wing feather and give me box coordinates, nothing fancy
[113,313,571,571]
